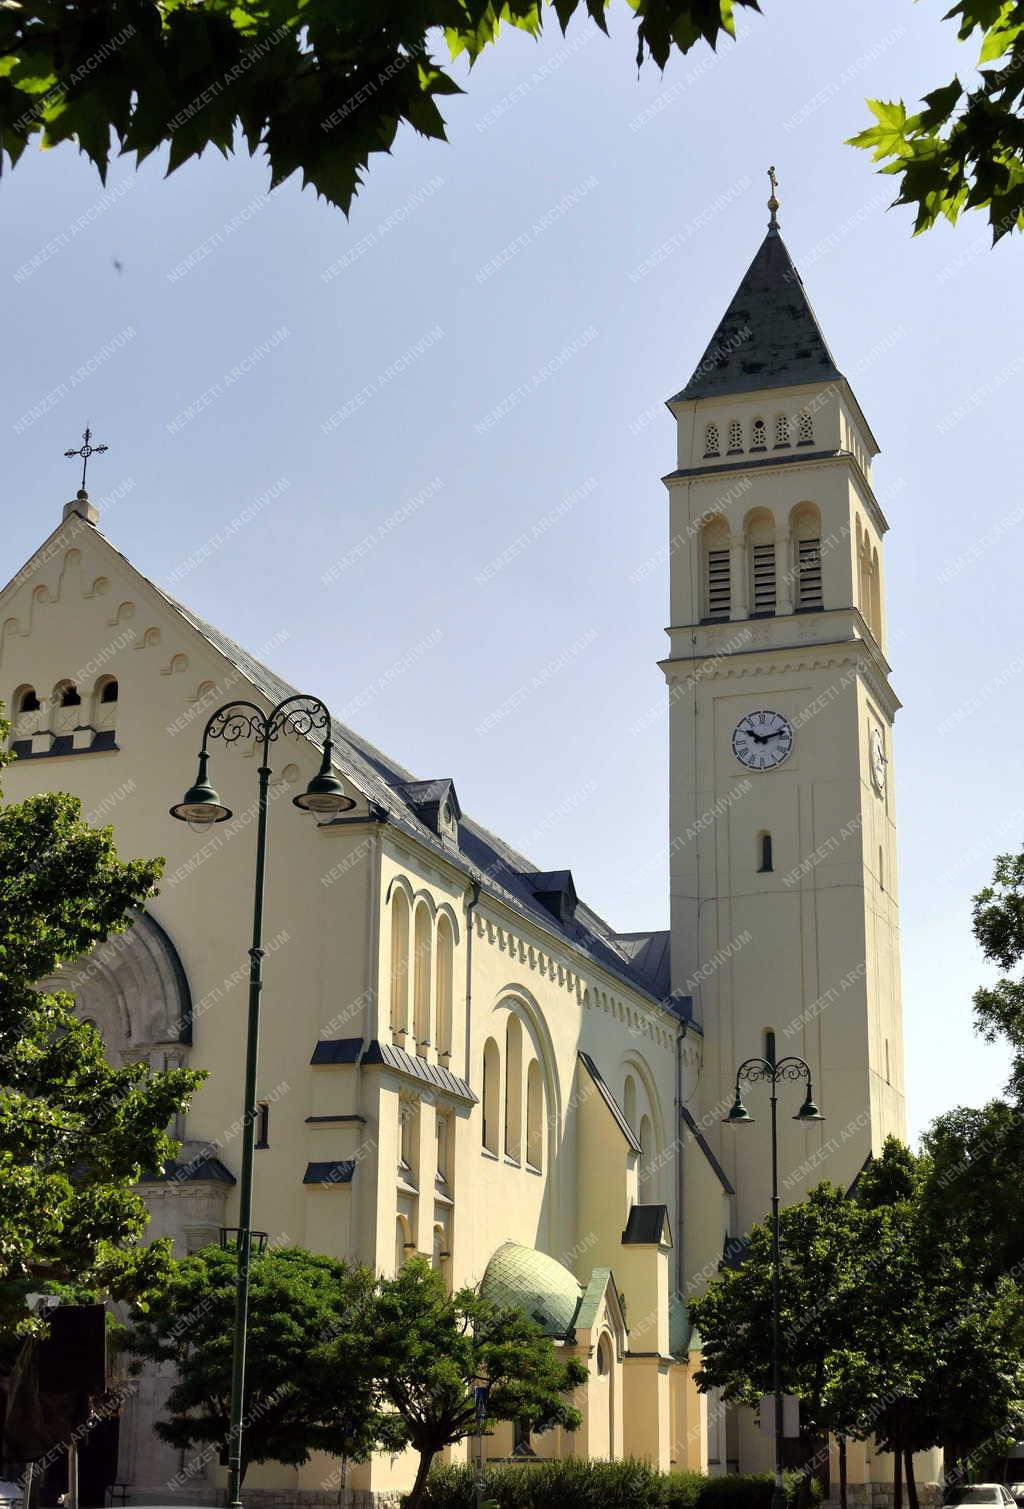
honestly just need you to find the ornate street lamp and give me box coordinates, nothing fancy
[171,695,354,1508]
[725,1053,825,1509]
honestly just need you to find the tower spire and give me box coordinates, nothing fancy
[767,165,780,231]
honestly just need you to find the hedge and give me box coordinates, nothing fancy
[420,1461,819,1509]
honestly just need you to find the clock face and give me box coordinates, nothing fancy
[870,728,886,794]
[732,710,794,771]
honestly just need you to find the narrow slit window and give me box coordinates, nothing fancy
[704,422,720,457]
[797,538,823,608]
[706,549,731,618]
[764,1028,777,1067]
[751,543,776,614]
[879,846,885,892]
[728,420,743,453]
[255,1101,270,1148]
[758,832,774,873]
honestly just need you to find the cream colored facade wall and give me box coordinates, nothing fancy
[0,509,705,1495]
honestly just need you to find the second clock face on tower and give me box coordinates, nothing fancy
[732,710,794,771]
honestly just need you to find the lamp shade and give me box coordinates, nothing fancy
[293,740,355,817]
[794,1085,825,1122]
[170,751,232,825]
[725,1087,755,1125]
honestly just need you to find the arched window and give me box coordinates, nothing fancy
[17,687,39,713]
[763,1028,777,1066]
[435,914,454,1060]
[704,422,720,457]
[746,510,776,615]
[758,832,773,873]
[398,1098,417,1179]
[53,681,81,733]
[482,1037,500,1155]
[435,1112,450,1186]
[638,1113,652,1189]
[703,519,731,620]
[100,678,118,703]
[11,686,41,740]
[623,1074,637,1133]
[526,1059,543,1171]
[797,411,814,445]
[432,1222,451,1288]
[413,902,432,1047]
[395,1214,413,1272]
[751,417,767,451]
[597,1335,612,1375]
[870,547,881,639]
[505,1015,523,1161]
[792,505,823,610]
[774,414,790,448]
[94,676,119,731]
[389,889,410,1035]
[59,684,81,707]
[727,420,743,453]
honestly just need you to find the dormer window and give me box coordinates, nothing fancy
[397,779,461,843]
[751,418,767,451]
[704,422,720,458]
[727,420,743,454]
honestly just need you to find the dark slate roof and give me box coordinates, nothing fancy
[310,1037,363,1065]
[139,1141,236,1185]
[361,1039,477,1103]
[577,1050,643,1154]
[134,575,681,1016]
[397,778,462,820]
[303,1160,356,1185]
[672,228,842,403]
[614,931,671,1000]
[622,1202,673,1246]
[680,1106,735,1195]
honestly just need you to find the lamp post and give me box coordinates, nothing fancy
[724,1054,825,1509]
[170,694,354,1507]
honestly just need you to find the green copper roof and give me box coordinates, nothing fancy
[672,227,842,403]
[480,1241,583,1339]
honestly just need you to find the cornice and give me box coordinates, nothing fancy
[660,636,901,722]
[663,449,889,537]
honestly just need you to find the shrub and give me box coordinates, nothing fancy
[420,1461,821,1509]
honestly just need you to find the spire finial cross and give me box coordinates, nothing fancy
[767,165,780,231]
[64,425,108,495]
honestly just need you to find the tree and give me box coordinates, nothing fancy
[124,1244,391,1483]
[851,3,1024,242]
[689,1141,1024,1509]
[0,712,202,1358]
[348,1257,587,1509]
[969,848,1024,1092]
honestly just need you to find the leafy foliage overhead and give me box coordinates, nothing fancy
[851,1,1024,240]
[0,1,759,212]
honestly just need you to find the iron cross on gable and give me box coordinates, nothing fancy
[64,425,109,493]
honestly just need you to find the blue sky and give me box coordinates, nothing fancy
[2,0,1021,1141]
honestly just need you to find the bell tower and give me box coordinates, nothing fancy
[663,190,906,1239]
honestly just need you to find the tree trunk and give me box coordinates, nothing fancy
[839,1436,848,1509]
[405,1448,436,1509]
[905,1448,919,1509]
[894,1436,904,1509]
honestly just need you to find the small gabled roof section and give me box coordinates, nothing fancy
[577,1050,642,1154]
[621,1202,673,1247]
[139,1141,235,1185]
[680,1105,735,1195]
[361,1039,477,1104]
[303,1160,356,1185]
[395,778,462,839]
[520,870,578,928]
[310,1037,363,1065]
[671,226,842,404]
[575,1265,626,1338]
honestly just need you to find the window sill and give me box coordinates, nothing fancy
[481,1147,500,1161]
[524,1162,543,1176]
[503,1155,521,1168]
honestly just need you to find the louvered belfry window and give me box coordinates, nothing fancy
[798,411,814,444]
[752,543,776,613]
[706,548,731,618]
[775,414,790,447]
[704,422,720,457]
[797,538,823,608]
[728,420,743,452]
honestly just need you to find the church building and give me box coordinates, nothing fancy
[1,196,905,1499]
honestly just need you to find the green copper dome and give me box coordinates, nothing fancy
[480,1241,583,1339]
